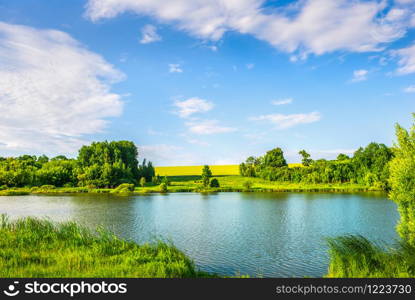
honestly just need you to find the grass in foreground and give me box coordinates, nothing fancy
[0,215,215,278]
[327,235,415,278]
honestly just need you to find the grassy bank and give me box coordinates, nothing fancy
[0,215,214,278]
[327,236,415,278]
[0,175,382,196]
[0,175,383,196]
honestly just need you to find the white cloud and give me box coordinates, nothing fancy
[186,120,237,135]
[169,63,183,73]
[351,69,369,82]
[85,0,409,58]
[140,24,161,44]
[246,63,255,70]
[0,22,124,155]
[404,85,415,93]
[174,97,214,118]
[251,112,321,129]
[271,98,293,106]
[392,43,415,75]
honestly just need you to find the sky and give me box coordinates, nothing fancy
[0,0,415,166]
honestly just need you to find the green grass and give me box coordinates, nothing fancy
[134,175,381,193]
[0,215,215,278]
[327,235,415,278]
[0,175,381,196]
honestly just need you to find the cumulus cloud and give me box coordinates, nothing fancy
[0,22,124,155]
[351,69,369,82]
[271,98,293,105]
[186,120,236,135]
[251,112,321,129]
[174,97,214,118]
[169,63,183,73]
[140,24,161,44]
[85,0,410,58]
[392,43,415,75]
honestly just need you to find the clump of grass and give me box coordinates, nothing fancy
[0,215,215,278]
[327,235,415,278]
[0,190,30,196]
[110,183,135,195]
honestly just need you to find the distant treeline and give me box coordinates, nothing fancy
[0,141,155,188]
[240,142,393,189]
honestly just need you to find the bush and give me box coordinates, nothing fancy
[115,183,135,192]
[159,182,168,193]
[209,178,220,188]
[243,181,252,190]
[40,185,56,190]
[0,185,7,191]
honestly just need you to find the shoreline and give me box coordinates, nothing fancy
[0,184,385,196]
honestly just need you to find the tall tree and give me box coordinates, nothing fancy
[389,116,415,245]
[299,150,313,166]
[263,148,287,168]
[201,165,212,188]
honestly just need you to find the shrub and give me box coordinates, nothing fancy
[139,177,146,187]
[40,185,56,190]
[209,178,220,188]
[0,185,7,191]
[243,181,252,190]
[159,182,168,193]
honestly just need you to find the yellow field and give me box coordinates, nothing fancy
[155,163,302,176]
[155,165,240,176]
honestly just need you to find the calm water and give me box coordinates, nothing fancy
[0,192,399,277]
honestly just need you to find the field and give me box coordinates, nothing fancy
[155,163,302,177]
[155,165,240,176]
[0,215,214,278]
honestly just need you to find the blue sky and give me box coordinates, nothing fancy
[0,0,414,165]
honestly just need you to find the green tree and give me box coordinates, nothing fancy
[159,182,168,193]
[77,141,139,187]
[337,153,350,161]
[389,116,415,245]
[201,165,212,187]
[263,148,287,168]
[299,150,313,166]
[209,178,220,188]
[140,177,146,187]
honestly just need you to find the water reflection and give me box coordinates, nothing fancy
[0,192,398,277]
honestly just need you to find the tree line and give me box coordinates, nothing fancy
[0,141,155,188]
[240,142,393,189]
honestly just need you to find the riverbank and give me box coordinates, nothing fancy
[0,215,216,278]
[0,175,384,196]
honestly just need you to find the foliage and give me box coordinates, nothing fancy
[77,141,139,188]
[112,183,135,193]
[0,215,212,277]
[201,165,212,188]
[138,159,155,182]
[239,143,393,189]
[159,182,168,193]
[389,116,415,246]
[243,180,252,190]
[209,178,220,188]
[0,141,155,189]
[299,150,313,166]
[140,177,146,187]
